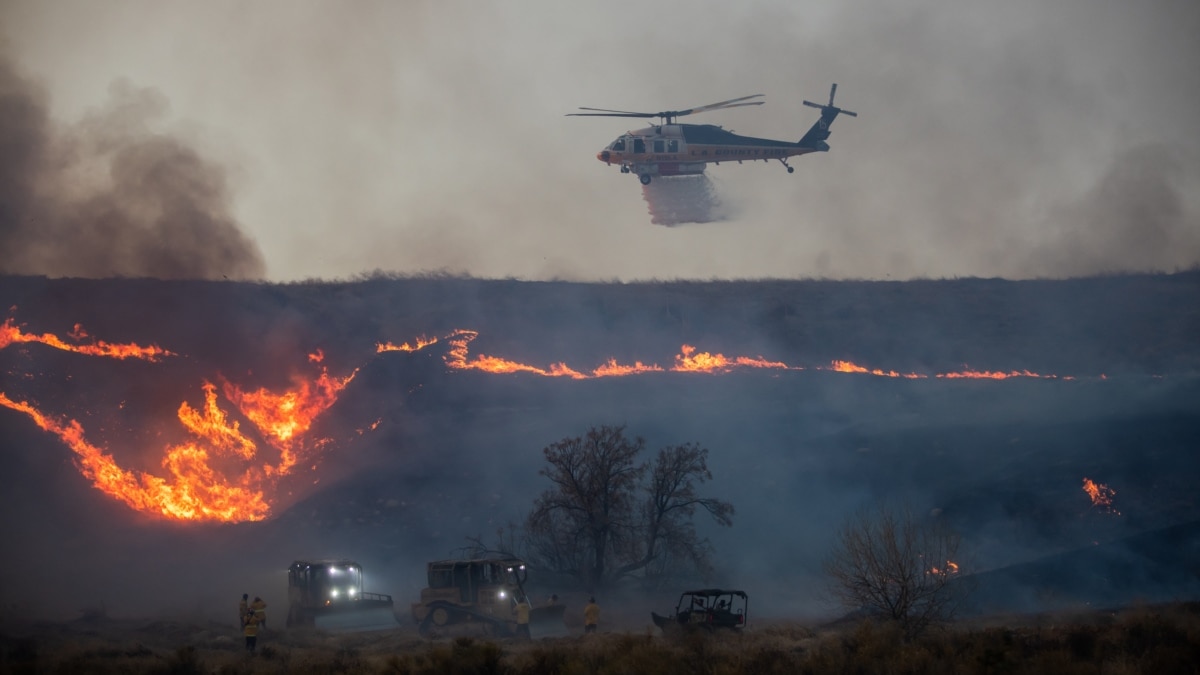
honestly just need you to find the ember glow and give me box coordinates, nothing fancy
[938,369,1067,380]
[927,561,960,576]
[1083,477,1119,514]
[1,317,173,361]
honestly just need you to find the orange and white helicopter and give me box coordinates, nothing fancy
[569,84,855,185]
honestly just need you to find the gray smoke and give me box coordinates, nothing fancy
[0,49,264,280]
[1022,144,1200,276]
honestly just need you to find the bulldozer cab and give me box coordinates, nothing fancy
[289,560,365,605]
[287,559,398,631]
[412,557,567,637]
[425,558,526,605]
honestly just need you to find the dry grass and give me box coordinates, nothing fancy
[3,602,1199,674]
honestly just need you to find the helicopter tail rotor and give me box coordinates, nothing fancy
[802,83,857,118]
[798,84,856,149]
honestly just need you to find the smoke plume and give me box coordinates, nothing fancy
[0,49,264,280]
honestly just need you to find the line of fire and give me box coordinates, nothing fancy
[2,318,1125,524]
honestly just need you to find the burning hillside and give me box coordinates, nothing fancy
[0,308,1172,524]
[1,273,1198,621]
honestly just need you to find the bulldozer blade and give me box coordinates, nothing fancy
[528,604,569,638]
[313,606,401,633]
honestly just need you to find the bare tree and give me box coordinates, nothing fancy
[824,503,967,638]
[621,442,735,588]
[524,425,734,591]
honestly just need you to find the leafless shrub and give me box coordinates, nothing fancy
[824,502,969,639]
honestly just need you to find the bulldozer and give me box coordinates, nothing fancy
[411,557,567,637]
[286,559,400,632]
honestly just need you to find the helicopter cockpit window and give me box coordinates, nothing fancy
[611,138,626,152]
[633,138,645,154]
[668,139,679,153]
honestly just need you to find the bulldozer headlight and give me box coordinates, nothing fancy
[498,591,506,599]
[331,589,339,598]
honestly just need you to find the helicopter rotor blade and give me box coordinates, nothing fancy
[802,100,823,109]
[565,112,657,118]
[829,83,838,106]
[573,106,657,116]
[672,94,765,118]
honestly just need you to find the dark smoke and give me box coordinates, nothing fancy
[0,50,264,280]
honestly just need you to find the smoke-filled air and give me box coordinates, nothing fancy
[1,1,1199,672]
[2,0,1198,281]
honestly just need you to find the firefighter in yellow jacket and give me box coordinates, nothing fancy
[514,595,532,640]
[250,596,267,630]
[243,612,261,653]
[583,597,600,634]
[237,593,249,629]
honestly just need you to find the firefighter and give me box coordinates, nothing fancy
[238,593,249,629]
[243,611,261,653]
[514,595,532,640]
[250,596,267,630]
[583,597,600,634]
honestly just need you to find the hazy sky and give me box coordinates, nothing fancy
[2,0,1198,281]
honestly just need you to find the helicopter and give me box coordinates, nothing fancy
[568,84,855,185]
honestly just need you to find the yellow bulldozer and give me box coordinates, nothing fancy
[411,557,567,637]
[286,559,400,632]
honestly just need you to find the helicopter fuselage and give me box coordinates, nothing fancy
[596,124,826,182]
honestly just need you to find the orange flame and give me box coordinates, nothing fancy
[1,317,172,361]
[827,360,925,379]
[673,345,791,373]
[927,561,960,576]
[3,318,1116,523]
[222,365,357,476]
[2,319,356,521]
[377,336,439,353]
[938,369,1056,380]
[0,389,270,522]
[1083,477,1119,513]
[389,329,1087,381]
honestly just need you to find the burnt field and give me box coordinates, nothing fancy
[1,272,1198,652]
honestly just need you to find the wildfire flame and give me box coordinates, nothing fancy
[0,388,270,521]
[1,317,172,361]
[1083,477,1119,514]
[2,314,1117,524]
[377,336,439,353]
[829,360,923,379]
[927,561,960,576]
[2,320,355,522]
[222,356,357,476]
[375,329,1090,381]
